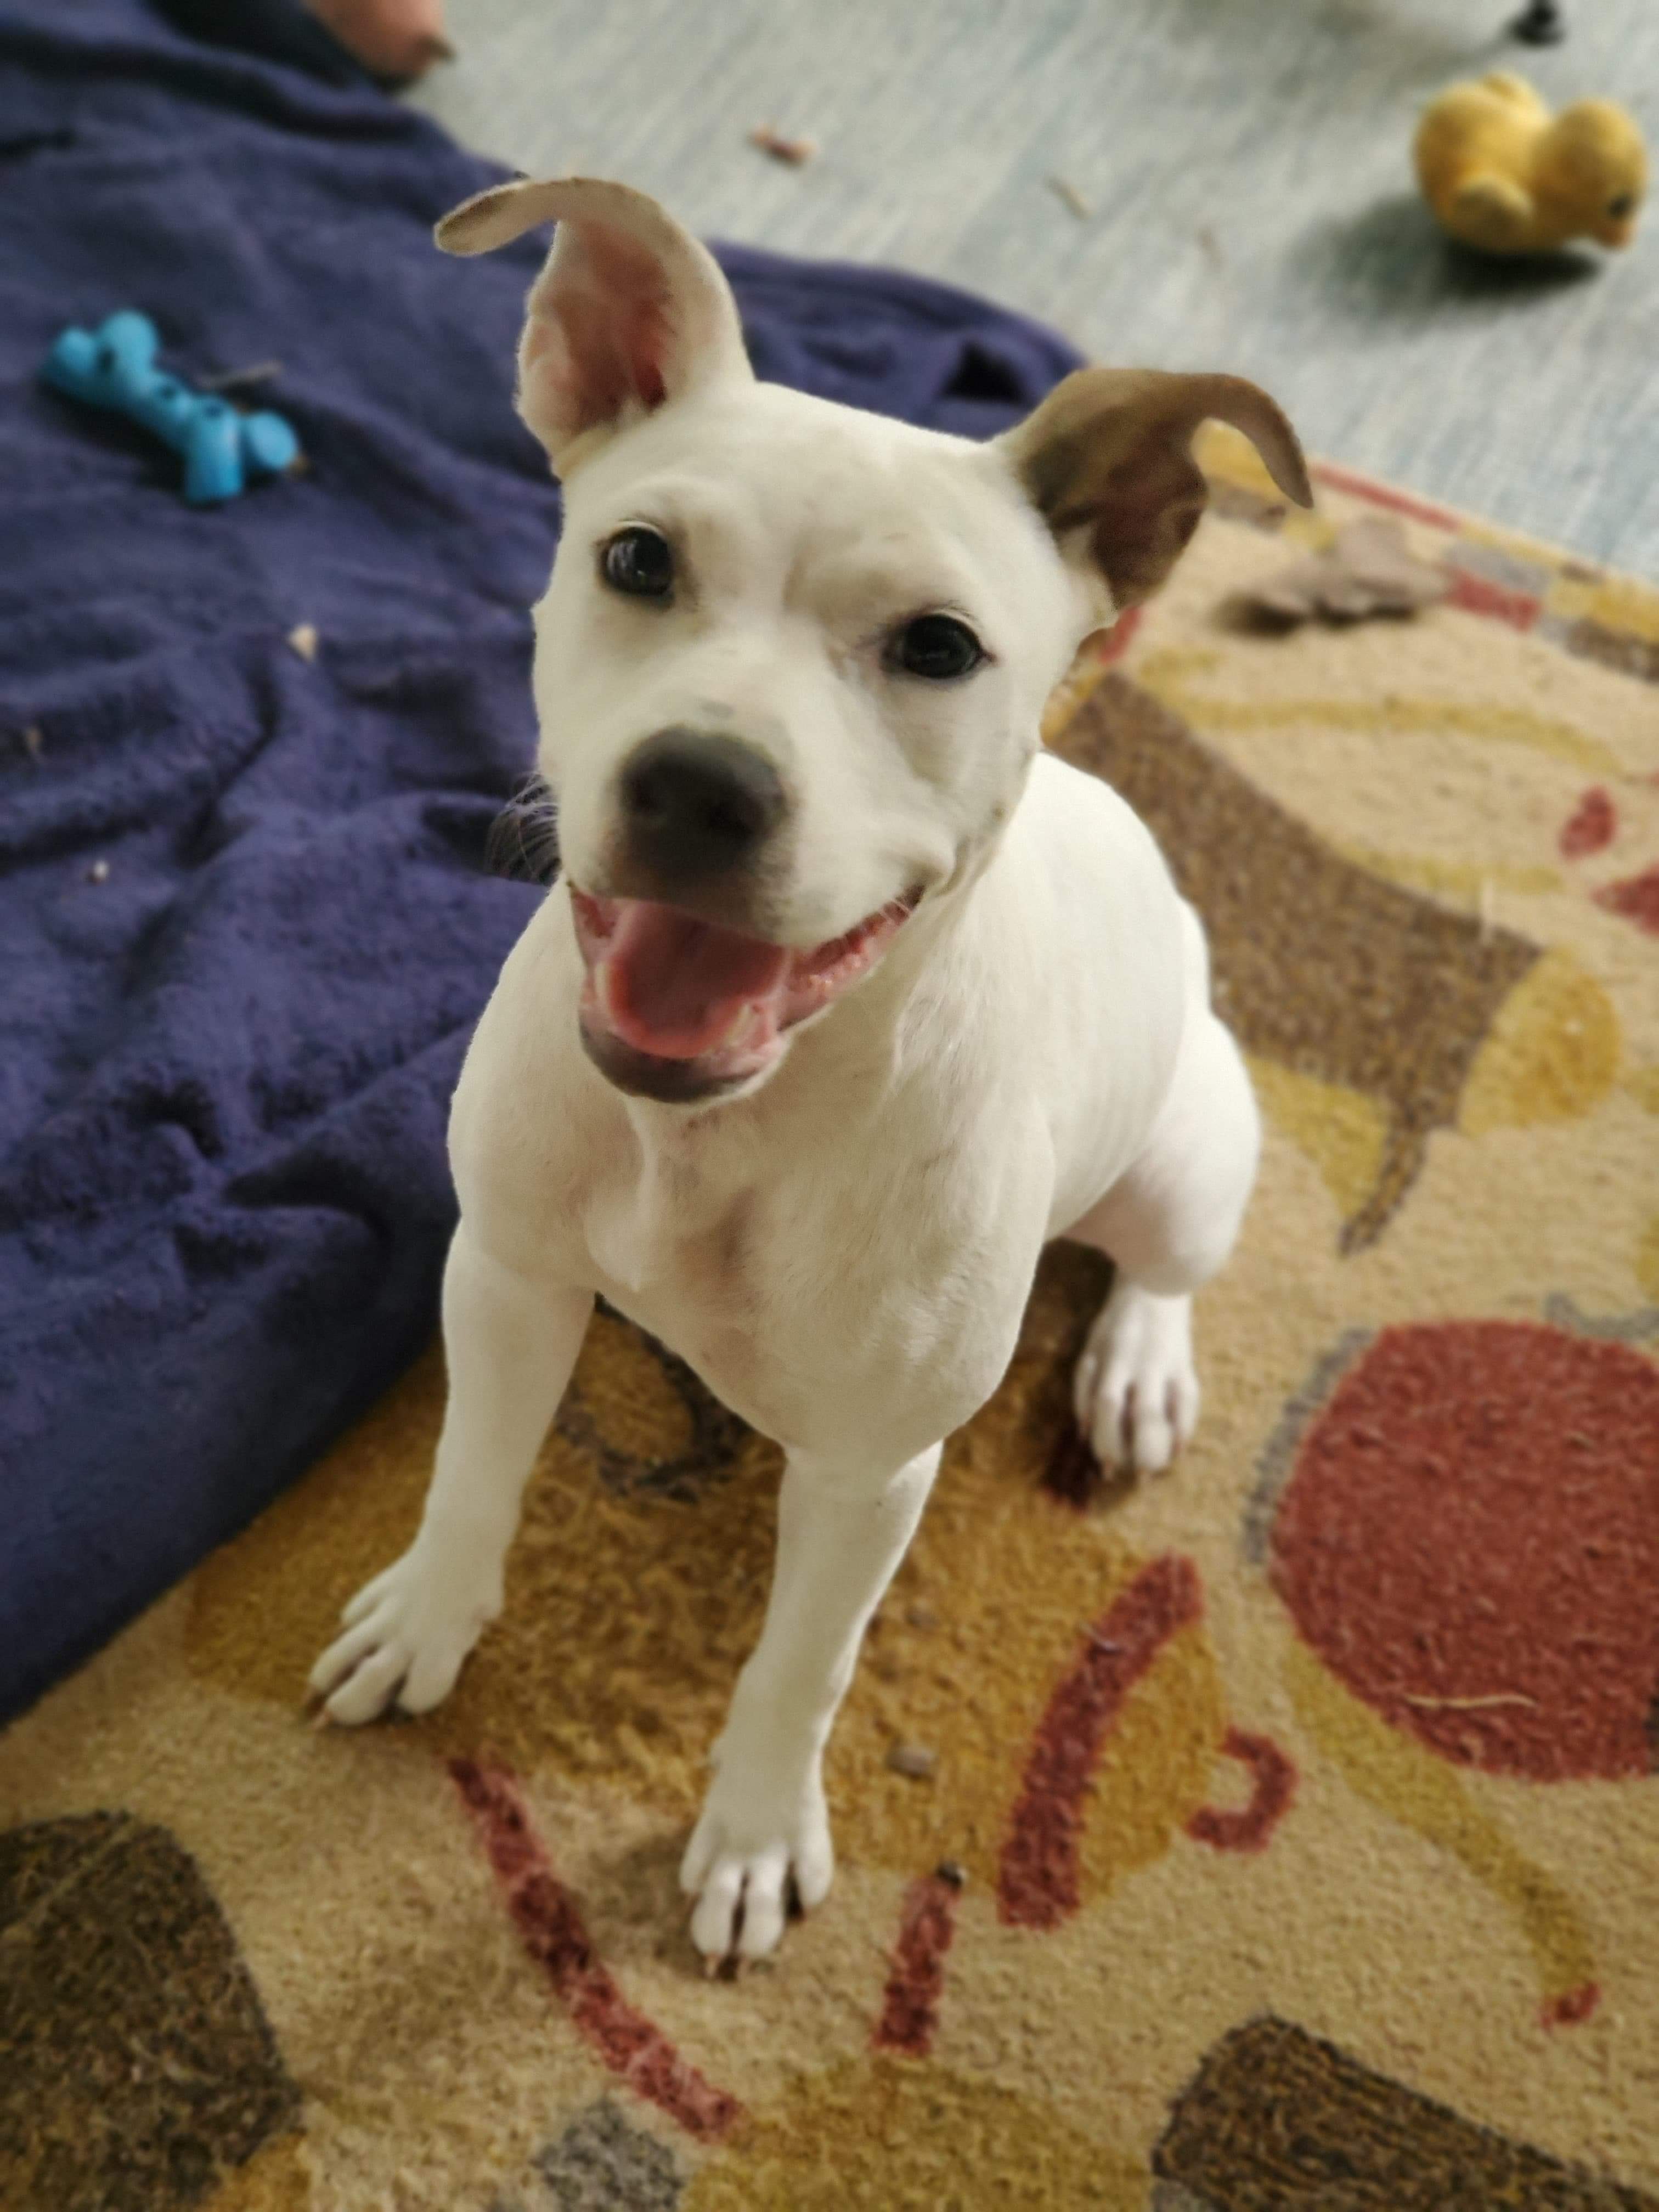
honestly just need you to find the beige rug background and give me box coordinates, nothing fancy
[3,441,1657,2210]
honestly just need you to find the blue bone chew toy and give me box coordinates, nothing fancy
[43,311,300,504]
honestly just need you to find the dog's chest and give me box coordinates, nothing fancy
[581,1152,814,1438]
[582,1140,757,1319]
[571,1106,1032,1458]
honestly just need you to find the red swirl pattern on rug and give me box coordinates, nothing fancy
[1270,1322,1659,1781]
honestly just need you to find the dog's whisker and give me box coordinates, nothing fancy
[487,772,561,884]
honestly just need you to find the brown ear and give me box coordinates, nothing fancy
[999,368,1312,609]
[436,176,752,471]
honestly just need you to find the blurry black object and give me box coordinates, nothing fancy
[1510,1,1567,43]
[155,0,368,82]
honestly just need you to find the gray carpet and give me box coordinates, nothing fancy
[411,0,1658,578]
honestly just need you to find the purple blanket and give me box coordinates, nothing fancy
[0,0,1082,1722]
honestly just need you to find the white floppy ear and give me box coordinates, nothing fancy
[436,175,753,472]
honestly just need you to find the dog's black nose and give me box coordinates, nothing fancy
[618,729,785,881]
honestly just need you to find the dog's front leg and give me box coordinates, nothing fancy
[309,1223,592,1723]
[681,1441,942,1962]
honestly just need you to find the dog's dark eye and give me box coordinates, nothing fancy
[1608,193,1635,219]
[893,614,984,681]
[602,526,675,600]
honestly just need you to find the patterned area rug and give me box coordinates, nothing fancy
[3,443,1657,2211]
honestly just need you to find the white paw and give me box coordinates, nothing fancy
[307,1544,500,1724]
[1073,1279,1200,1476]
[679,1739,834,1962]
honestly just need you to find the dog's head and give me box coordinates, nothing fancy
[441,178,1309,1105]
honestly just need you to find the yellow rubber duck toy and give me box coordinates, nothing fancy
[1414,73,1647,254]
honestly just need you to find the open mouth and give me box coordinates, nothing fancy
[570,886,920,1099]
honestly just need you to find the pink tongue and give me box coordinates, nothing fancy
[601,901,789,1059]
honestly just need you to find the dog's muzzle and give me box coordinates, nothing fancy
[617,728,785,893]
[569,884,922,1104]
[574,726,919,1102]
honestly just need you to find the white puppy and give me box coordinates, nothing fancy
[311,178,1311,1963]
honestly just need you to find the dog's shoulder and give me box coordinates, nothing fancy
[989,753,1194,1218]
[447,893,621,1260]
[995,752,1186,989]
[1024,747,1174,874]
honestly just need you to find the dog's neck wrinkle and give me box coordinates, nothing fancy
[584,1106,718,1291]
